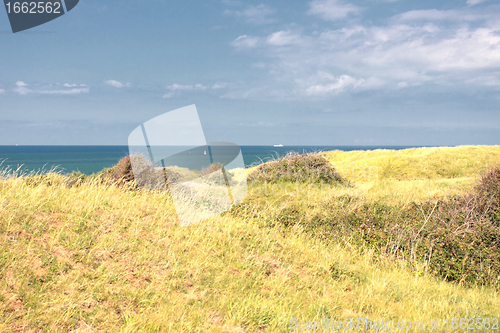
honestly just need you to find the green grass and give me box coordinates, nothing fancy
[1,146,500,332]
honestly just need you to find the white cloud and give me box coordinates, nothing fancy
[194,84,208,91]
[305,75,364,95]
[467,0,489,5]
[231,35,260,49]
[13,81,89,95]
[266,31,303,46]
[167,83,189,91]
[224,4,276,25]
[308,0,362,21]
[296,72,369,96]
[163,83,210,98]
[14,81,31,95]
[166,83,208,91]
[357,25,500,72]
[212,82,228,89]
[230,3,500,99]
[104,80,130,88]
[394,8,491,22]
[162,92,176,99]
[0,89,5,94]
[396,9,459,21]
[38,88,89,95]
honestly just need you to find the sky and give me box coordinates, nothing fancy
[0,0,499,146]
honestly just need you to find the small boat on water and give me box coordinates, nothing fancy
[273,144,284,147]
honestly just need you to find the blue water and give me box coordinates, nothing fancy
[0,145,424,175]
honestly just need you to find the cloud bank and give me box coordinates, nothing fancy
[228,2,500,99]
[12,82,89,95]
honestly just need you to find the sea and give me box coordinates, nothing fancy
[0,145,424,175]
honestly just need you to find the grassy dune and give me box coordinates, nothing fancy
[322,145,500,203]
[1,146,500,332]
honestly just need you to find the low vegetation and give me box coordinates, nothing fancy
[248,152,346,185]
[1,146,500,332]
[233,147,500,290]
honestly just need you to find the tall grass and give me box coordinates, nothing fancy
[1,146,500,332]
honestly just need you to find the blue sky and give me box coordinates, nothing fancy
[0,0,499,145]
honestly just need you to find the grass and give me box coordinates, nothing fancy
[0,146,500,332]
[321,145,500,203]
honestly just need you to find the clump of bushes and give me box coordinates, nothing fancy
[101,155,183,189]
[248,152,347,185]
[409,167,500,286]
[402,197,500,288]
[350,167,500,288]
[56,155,186,189]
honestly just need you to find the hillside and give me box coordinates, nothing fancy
[322,145,500,203]
[1,146,500,332]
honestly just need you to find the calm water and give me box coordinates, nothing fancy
[0,145,423,175]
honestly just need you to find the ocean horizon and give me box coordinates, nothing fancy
[0,145,438,175]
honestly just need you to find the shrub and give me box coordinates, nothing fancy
[470,166,500,226]
[106,155,135,185]
[101,155,184,190]
[248,152,347,185]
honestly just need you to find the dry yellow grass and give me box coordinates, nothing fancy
[1,146,500,332]
[322,145,500,203]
